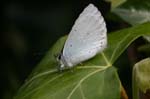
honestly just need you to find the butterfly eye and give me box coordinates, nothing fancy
[58,54,61,60]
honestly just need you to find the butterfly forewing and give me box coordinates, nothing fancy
[62,4,107,67]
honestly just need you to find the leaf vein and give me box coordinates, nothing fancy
[22,74,63,98]
[79,85,86,99]
[110,33,131,63]
[67,67,108,99]
[24,69,57,87]
[101,52,111,66]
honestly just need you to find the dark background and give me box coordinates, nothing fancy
[2,0,146,99]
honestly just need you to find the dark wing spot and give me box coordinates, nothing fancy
[87,32,90,35]
[70,44,72,47]
[101,37,105,39]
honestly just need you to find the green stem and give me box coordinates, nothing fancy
[132,67,139,99]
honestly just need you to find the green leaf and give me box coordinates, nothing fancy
[111,0,150,25]
[138,44,150,54]
[105,0,126,9]
[14,23,150,99]
[143,35,150,42]
[132,58,150,99]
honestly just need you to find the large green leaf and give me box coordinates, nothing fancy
[14,22,150,99]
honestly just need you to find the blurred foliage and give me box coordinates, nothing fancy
[132,58,150,99]
[107,0,150,25]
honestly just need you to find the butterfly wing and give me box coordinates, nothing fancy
[62,4,107,67]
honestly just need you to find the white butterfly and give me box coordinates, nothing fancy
[58,3,107,70]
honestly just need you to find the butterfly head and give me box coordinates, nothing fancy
[57,53,74,70]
